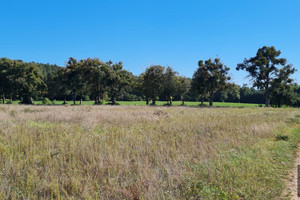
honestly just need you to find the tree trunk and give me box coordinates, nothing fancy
[94,96,98,105]
[112,95,116,105]
[278,96,282,108]
[10,94,12,103]
[209,99,213,107]
[170,97,172,106]
[72,90,76,105]
[2,94,5,104]
[80,98,82,105]
[265,94,269,107]
[209,93,214,107]
[146,99,149,105]
[95,95,101,104]
[152,99,156,105]
[63,95,66,104]
[22,96,33,104]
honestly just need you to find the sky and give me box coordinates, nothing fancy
[0,0,299,85]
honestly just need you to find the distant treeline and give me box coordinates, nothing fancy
[0,46,299,107]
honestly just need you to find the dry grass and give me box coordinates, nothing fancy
[0,105,299,199]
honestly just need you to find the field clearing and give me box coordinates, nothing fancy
[8,100,260,107]
[0,105,299,199]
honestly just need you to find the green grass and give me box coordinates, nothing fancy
[182,123,300,199]
[0,105,299,199]
[8,100,261,107]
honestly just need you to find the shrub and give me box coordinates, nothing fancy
[94,100,106,105]
[42,98,52,105]
[275,134,289,141]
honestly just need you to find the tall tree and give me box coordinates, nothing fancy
[141,65,165,105]
[65,57,85,105]
[48,68,70,104]
[270,64,296,107]
[191,65,209,106]
[192,58,230,106]
[177,76,191,105]
[162,67,178,105]
[79,58,107,104]
[0,58,12,103]
[236,46,295,107]
[107,61,131,105]
[14,62,46,104]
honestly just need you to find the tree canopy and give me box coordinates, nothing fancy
[192,58,230,106]
[236,46,296,107]
[0,46,298,107]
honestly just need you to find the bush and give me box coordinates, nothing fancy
[94,100,106,105]
[83,95,90,101]
[275,134,289,141]
[42,98,52,105]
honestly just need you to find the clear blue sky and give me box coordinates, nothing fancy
[1,0,299,85]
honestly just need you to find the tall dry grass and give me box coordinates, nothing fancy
[0,105,298,199]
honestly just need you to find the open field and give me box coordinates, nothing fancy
[0,105,299,199]
[8,100,261,107]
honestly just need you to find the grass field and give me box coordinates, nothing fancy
[8,100,261,107]
[0,105,299,199]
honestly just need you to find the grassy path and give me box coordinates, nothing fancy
[285,124,300,199]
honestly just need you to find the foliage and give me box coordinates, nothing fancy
[270,65,296,107]
[0,52,299,107]
[42,98,52,105]
[192,58,231,106]
[0,58,46,104]
[237,46,296,107]
[214,83,240,102]
[141,65,165,105]
[161,67,178,105]
[177,76,191,105]
[106,61,132,105]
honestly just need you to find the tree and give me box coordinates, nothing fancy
[162,67,178,105]
[270,64,296,107]
[191,64,209,106]
[48,68,70,104]
[79,58,107,104]
[65,57,86,105]
[14,62,46,104]
[0,58,12,104]
[214,83,240,102]
[192,58,230,106]
[177,76,191,105]
[236,46,295,107]
[141,65,165,105]
[106,61,131,105]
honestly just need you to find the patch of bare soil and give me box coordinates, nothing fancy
[285,146,300,200]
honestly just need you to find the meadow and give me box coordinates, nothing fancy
[0,105,299,199]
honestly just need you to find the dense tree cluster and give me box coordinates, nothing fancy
[0,46,299,107]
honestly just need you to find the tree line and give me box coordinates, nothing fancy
[0,46,299,107]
